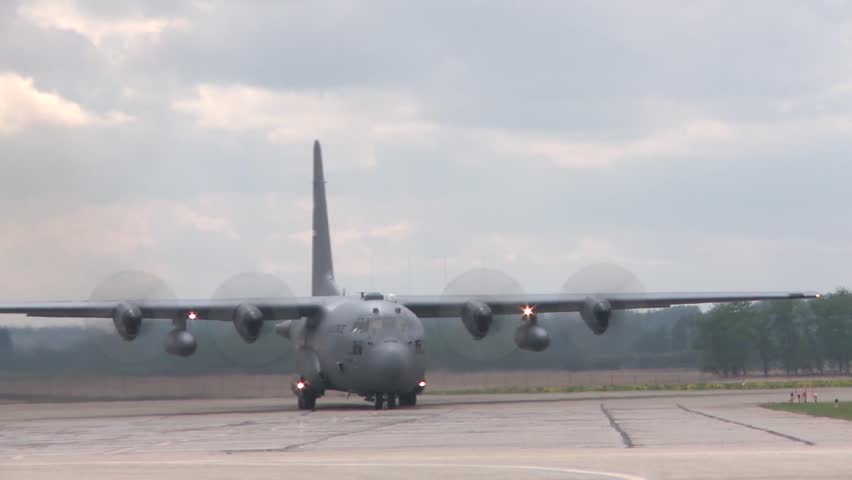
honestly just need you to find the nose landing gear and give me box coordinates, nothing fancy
[293,378,318,410]
[297,390,317,410]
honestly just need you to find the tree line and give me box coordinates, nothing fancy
[694,289,852,377]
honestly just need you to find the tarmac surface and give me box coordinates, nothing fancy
[2,389,852,479]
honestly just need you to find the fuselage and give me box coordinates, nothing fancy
[289,294,427,397]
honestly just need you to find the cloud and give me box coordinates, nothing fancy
[0,199,242,260]
[287,221,415,248]
[1,1,851,303]
[170,81,852,173]
[480,108,852,169]
[172,205,240,240]
[484,120,734,168]
[369,222,415,239]
[172,83,744,170]
[17,0,189,48]
[172,83,438,167]
[0,72,133,134]
[453,231,670,270]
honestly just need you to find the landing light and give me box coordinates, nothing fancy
[418,380,426,388]
[296,381,305,390]
[187,311,198,320]
[521,304,535,319]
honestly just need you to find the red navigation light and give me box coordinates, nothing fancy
[296,381,305,390]
[187,311,198,321]
[418,380,427,388]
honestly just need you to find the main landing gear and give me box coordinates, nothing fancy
[373,393,397,410]
[398,391,417,406]
[371,392,414,409]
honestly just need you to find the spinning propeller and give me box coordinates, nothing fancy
[86,269,176,367]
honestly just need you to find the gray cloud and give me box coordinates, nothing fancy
[0,0,850,310]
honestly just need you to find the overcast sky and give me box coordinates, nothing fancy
[1,0,850,310]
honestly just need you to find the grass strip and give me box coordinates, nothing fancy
[426,378,852,395]
[764,401,852,421]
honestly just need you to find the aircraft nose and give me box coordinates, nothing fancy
[371,341,409,384]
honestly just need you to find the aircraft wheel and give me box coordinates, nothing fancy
[387,394,397,409]
[373,393,384,410]
[399,392,417,406]
[302,391,317,410]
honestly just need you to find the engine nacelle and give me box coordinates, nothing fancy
[461,301,493,339]
[581,296,612,335]
[233,304,264,343]
[275,320,292,339]
[514,323,550,351]
[164,329,197,357]
[112,303,143,341]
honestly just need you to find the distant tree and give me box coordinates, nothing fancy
[750,302,778,376]
[810,289,852,373]
[0,327,12,358]
[695,302,754,376]
[671,314,698,352]
[766,300,810,374]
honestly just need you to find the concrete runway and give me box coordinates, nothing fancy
[2,389,852,479]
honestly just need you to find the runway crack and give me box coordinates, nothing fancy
[600,403,633,448]
[676,404,815,446]
[225,411,449,454]
[163,420,256,434]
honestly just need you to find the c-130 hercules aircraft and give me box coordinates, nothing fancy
[0,141,818,410]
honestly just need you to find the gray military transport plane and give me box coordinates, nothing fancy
[0,141,818,410]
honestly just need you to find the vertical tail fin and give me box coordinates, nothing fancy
[312,140,340,296]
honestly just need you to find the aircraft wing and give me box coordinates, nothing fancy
[0,297,326,320]
[396,291,819,318]
[0,291,819,320]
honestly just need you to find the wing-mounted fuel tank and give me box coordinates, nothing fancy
[513,323,550,351]
[512,306,551,351]
[164,329,197,357]
[581,296,612,335]
[461,301,493,339]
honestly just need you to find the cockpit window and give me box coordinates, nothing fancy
[384,317,403,330]
[380,316,412,331]
[356,314,414,333]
